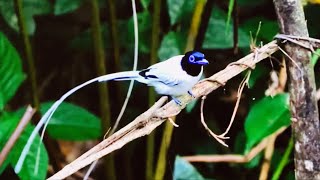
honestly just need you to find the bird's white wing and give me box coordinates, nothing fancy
[143,55,186,86]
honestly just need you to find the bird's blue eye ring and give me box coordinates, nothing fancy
[189,55,195,62]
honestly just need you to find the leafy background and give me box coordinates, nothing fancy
[0,0,319,179]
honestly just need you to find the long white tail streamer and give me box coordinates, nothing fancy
[14,71,140,173]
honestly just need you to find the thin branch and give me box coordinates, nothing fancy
[218,70,250,138]
[0,106,36,166]
[259,132,277,180]
[14,0,39,108]
[275,34,316,52]
[48,40,279,179]
[200,96,229,147]
[183,127,286,163]
[275,34,320,48]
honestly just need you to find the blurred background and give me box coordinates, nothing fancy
[0,0,320,179]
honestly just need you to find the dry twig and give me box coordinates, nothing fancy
[259,133,277,180]
[200,96,229,147]
[0,106,36,166]
[183,127,286,163]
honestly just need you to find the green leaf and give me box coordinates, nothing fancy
[158,31,184,60]
[0,0,52,35]
[248,64,268,88]
[0,32,26,111]
[245,152,263,168]
[54,0,84,15]
[40,102,102,140]
[311,48,320,66]
[72,11,152,54]
[70,24,111,50]
[167,0,187,25]
[126,11,152,53]
[226,0,235,33]
[241,17,278,42]
[167,0,196,26]
[141,0,151,9]
[173,156,205,180]
[185,99,198,113]
[203,6,250,49]
[0,112,48,180]
[244,93,291,152]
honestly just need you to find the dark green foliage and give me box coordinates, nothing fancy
[0,0,319,179]
[0,32,25,110]
[245,94,290,152]
[41,102,102,140]
[54,0,85,15]
[0,112,48,180]
[203,7,250,49]
[0,0,51,35]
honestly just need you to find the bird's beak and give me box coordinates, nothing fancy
[197,59,209,65]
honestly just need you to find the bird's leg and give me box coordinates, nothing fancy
[171,96,183,106]
[188,90,196,98]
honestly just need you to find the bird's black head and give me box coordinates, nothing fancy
[181,51,208,76]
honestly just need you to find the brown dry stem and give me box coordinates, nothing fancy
[275,34,320,52]
[0,106,36,166]
[259,132,277,180]
[48,40,279,179]
[183,127,286,163]
[200,96,229,147]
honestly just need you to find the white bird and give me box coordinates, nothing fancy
[101,51,208,100]
[15,51,208,173]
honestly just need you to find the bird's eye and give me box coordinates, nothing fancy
[189,55,195,62]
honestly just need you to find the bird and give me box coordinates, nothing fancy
[99,51,209,103]
[15,51,208,173]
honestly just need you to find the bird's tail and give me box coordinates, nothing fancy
[15,70,140,173]
[97,71,140,82]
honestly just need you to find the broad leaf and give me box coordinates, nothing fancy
[0,32,25,110]
[0,112,48,180]
[240,17,278,42]
[54,0,84,15]
[158,31,184,60]
[167,0,187,25]
[244,93,290,152]
[71,11,152,54]
[174,156,205,180]
[70,24,111,50]
[126,11,152,53]
[248,64,268,88]
[141,0,151,9]
[0,0,52,35]
[41,102,102,140]
[203,6,250,49]
[185,99,198,113]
